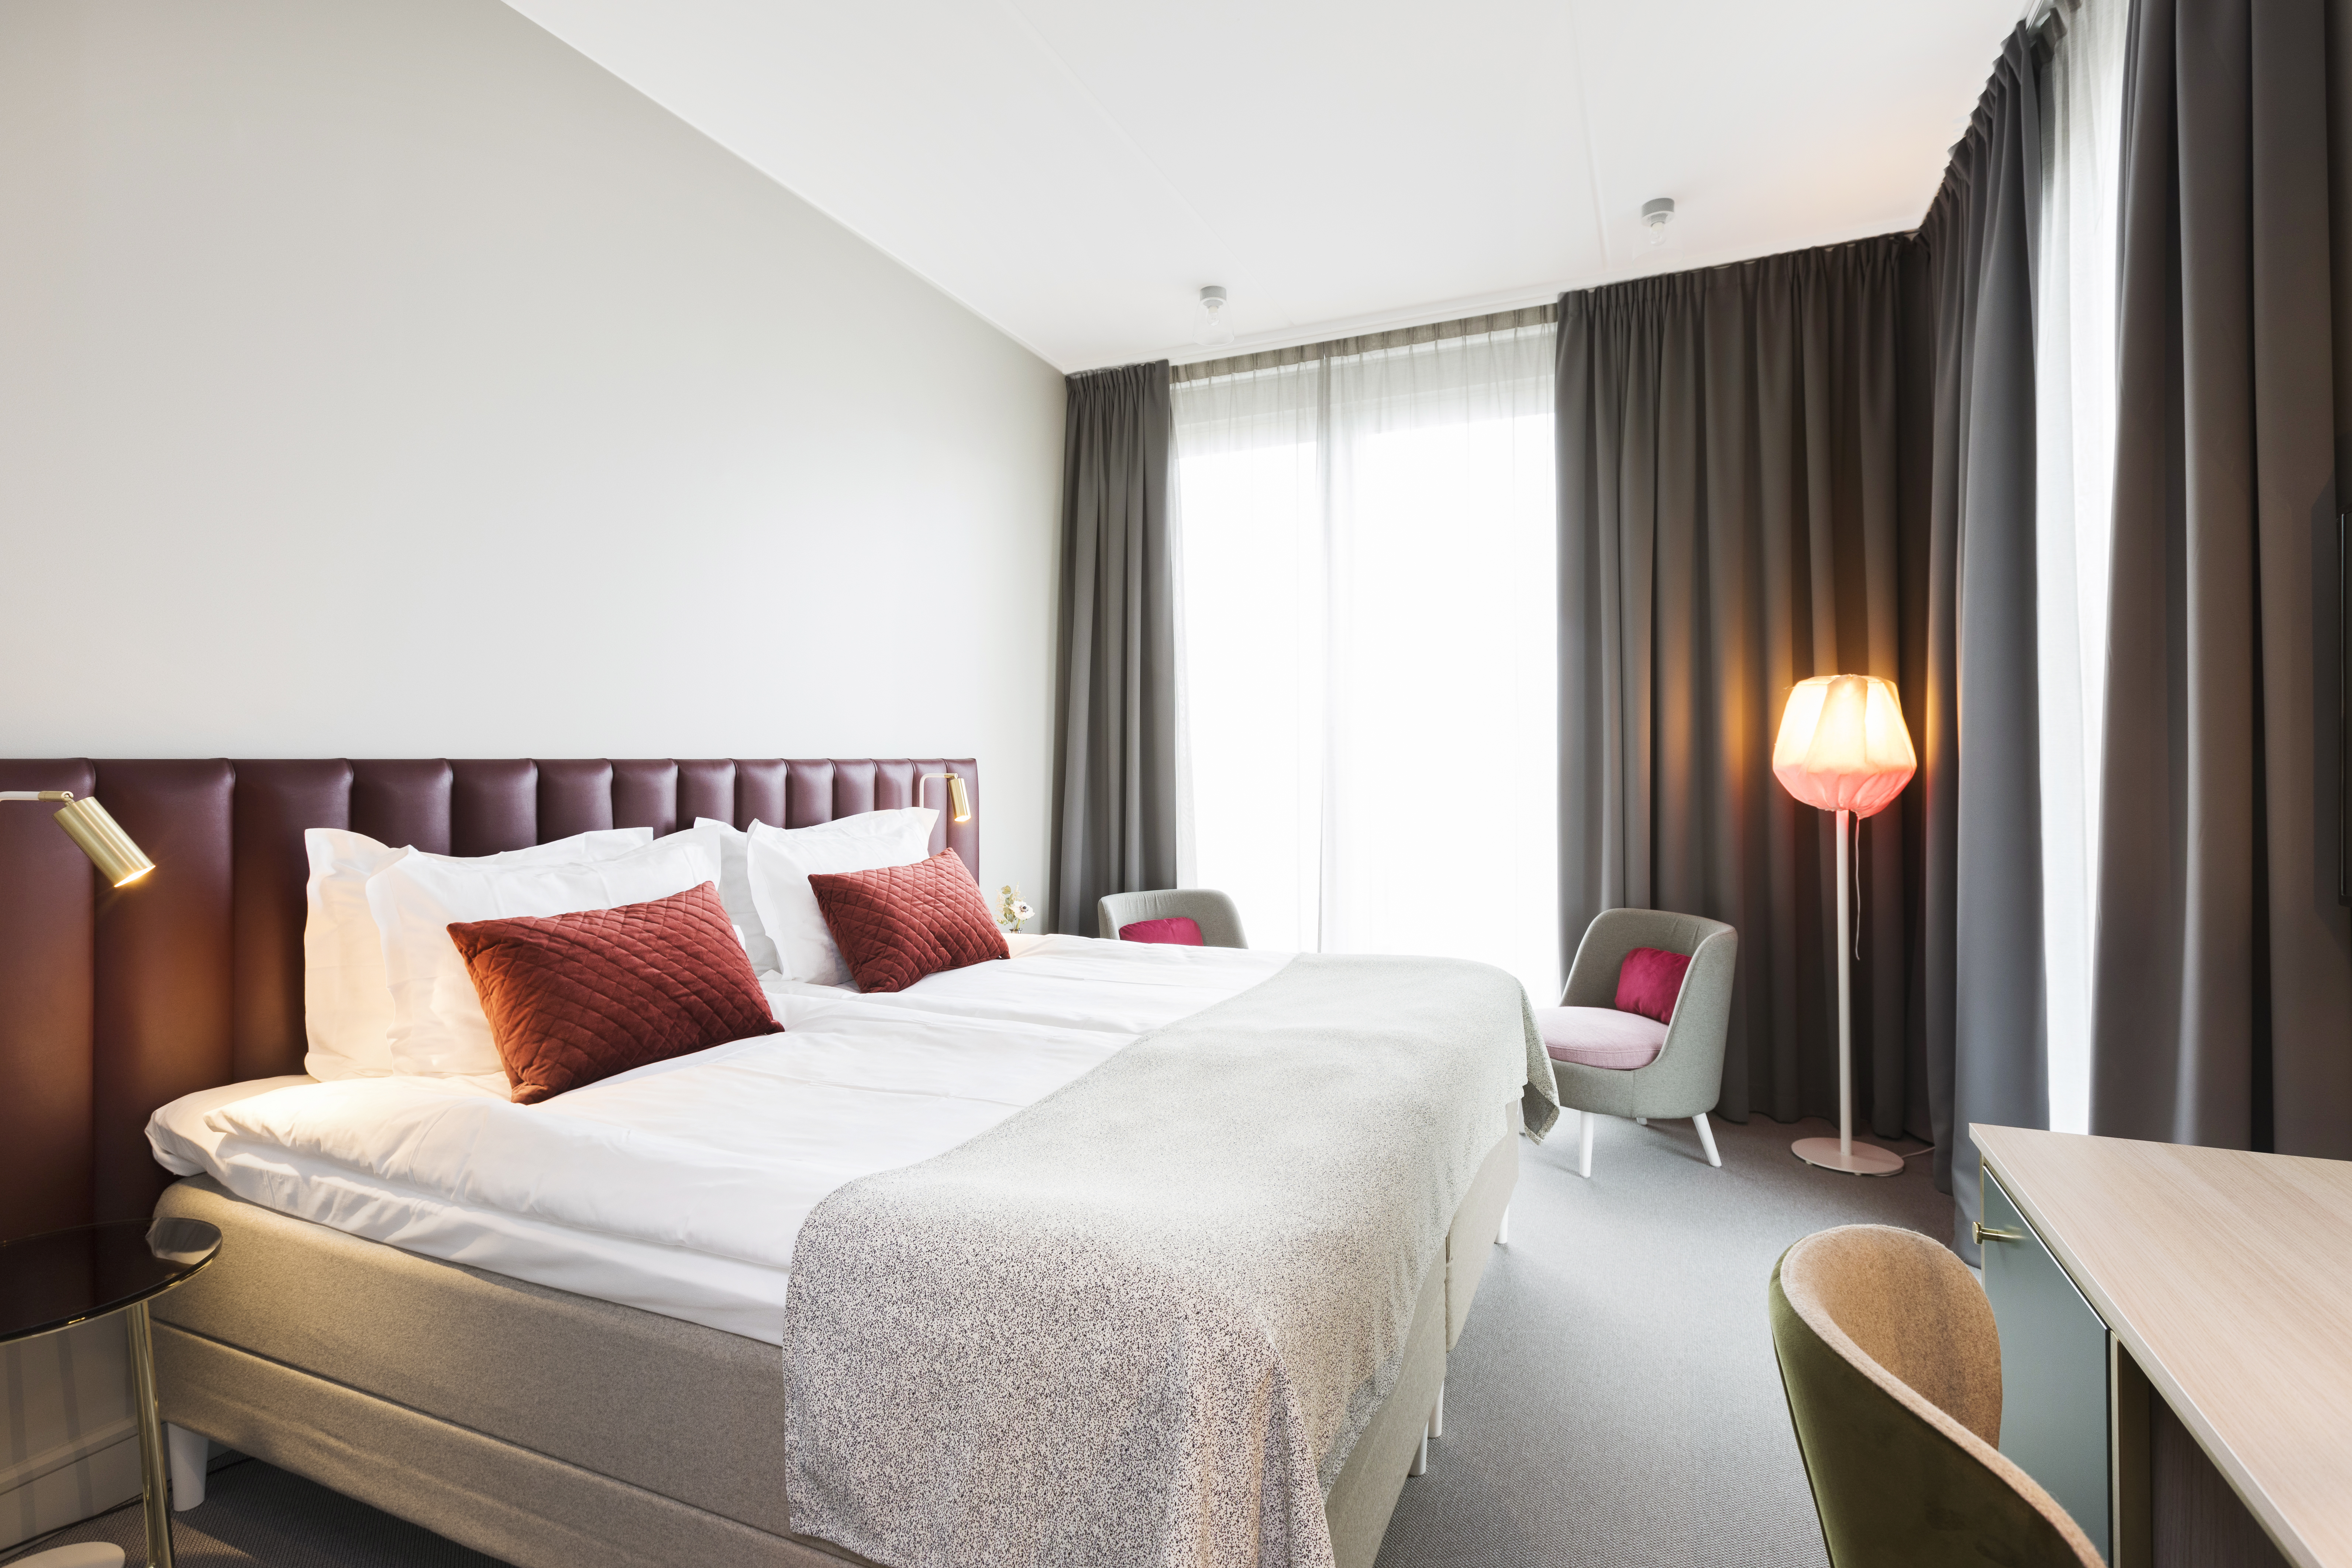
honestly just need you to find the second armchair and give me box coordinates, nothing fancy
[1539,908,1737,1178]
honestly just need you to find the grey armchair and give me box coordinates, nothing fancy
[1096,889,1249,948]
[1545,907,1737,1178]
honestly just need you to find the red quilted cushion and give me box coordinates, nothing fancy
[807,851,1009,993]
[447,882,782,1105]
[1615,945,1693,1024]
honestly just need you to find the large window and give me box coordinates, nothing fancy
[1172,320,1559,1000]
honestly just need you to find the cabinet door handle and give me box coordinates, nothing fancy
[1973,1222,2023,1245]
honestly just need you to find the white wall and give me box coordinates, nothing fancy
[0,0,1062,1533]
[0,0,1067,908]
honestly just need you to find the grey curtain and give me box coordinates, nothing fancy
[2091,0,2349,1155]
[1557,25,2052,1257]
[1051,362,1181,935]
[1920,28,2049,1255]
[1556,237,1924,1145]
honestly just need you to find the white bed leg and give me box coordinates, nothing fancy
[1694,1112,1722,1168]
[1495,1205,1509,1247]
[1430,1381,1444,1440]
[166,1423,207,1511]
[1409,1431,1429,1476]
[1578,1110,1595,1179]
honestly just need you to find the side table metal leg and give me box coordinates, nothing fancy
[126,1302,174,1568]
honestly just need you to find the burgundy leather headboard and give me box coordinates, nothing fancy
[0,757,978,1236]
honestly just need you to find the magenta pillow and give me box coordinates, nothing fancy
[1119,916,1205,946]
[1615,946,1692,1024]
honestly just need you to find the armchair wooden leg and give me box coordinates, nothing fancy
[1694,1112,1721,1168]
[1578,1109,1595,1178]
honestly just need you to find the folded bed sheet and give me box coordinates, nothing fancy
[149,935,1293,1342]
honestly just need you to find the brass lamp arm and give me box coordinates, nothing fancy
[4,790,158,885]
[915,771,973,825]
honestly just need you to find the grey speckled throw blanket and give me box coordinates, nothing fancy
[782,953,1557,1568]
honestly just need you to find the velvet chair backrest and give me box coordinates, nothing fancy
[1770,1224,2103,1567]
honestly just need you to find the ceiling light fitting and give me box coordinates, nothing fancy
[1642,197,1676,247]
[1195,286,1234,348]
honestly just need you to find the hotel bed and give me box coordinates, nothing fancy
[0,757,1552,1568]
[147,938,1304,1342]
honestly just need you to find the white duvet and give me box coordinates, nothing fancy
[148,935,1291,1343]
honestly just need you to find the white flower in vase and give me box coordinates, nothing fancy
[997,884,1034,933]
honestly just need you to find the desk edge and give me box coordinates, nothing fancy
[1974,1126,2322,1568]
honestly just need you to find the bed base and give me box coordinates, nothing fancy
[148,1114,1516,1568]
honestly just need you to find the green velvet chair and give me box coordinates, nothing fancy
[1769,1225,2103,1568]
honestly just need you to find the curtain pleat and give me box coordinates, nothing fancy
[1928,29,2050,1253]
[2091,0,2348,1154]
[1051,362,1180,934]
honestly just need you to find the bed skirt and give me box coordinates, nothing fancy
[148,1107,1518,1568]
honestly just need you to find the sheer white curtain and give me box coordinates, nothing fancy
[2035,0,2125,1134]
[1172,321,1558,1000]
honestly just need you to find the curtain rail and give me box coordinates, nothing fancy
[1170,303,1558,385]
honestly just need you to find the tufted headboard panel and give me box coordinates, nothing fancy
[0,757,978,1236]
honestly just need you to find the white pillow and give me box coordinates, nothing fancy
[679,817,780,974]
[365,833,721,1077]
[744,809,939,985]
[303,826,652,1081]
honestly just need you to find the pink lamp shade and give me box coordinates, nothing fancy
[1772,675,1917,818]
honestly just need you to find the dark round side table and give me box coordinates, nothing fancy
[0,1219,221,1568]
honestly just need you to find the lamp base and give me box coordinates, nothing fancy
[1792,1136,1904,1177]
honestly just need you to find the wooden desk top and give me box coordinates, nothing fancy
[1974,1126,2352,1568]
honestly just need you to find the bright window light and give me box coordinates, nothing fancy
[1174,325,1559,1002]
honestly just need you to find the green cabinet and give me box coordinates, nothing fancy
[1981,1169,2112,1562]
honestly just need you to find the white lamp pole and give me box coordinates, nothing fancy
[1790,809,1901,1175]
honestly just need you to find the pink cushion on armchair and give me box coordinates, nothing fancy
[1119,916,1205,946]
[1536,1005,1669,1070]
[1615,946,1692,1023]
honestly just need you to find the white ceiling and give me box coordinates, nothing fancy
[502,0,2026,373]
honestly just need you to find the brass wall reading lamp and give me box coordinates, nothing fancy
[1,790,157,885]
[914,772,972,824]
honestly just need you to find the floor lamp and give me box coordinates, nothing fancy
[1771,675,1917,1177]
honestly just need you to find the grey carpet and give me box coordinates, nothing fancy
[1375,1109,1951,1568]
[7,1111,1948,1568]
